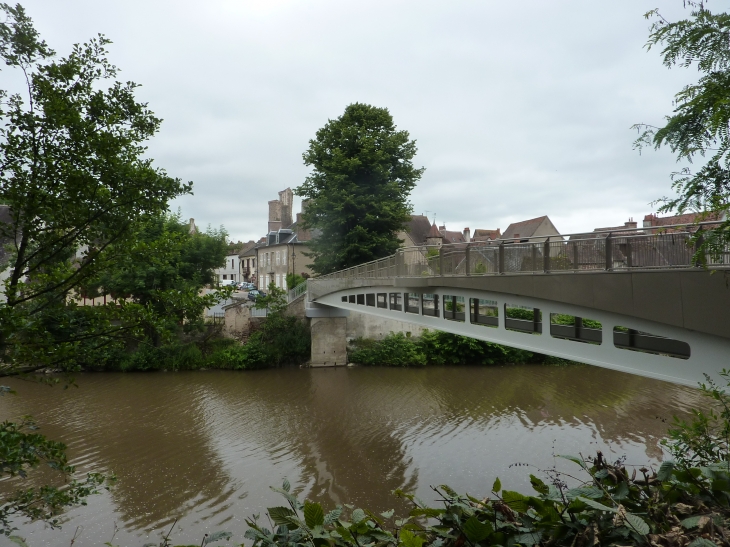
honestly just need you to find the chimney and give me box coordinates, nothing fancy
[624,217,637,229]
[463,227,471,243]
[643,213,656,228]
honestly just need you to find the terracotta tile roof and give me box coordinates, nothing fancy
[644,211,723,232]
[472,228,500,241]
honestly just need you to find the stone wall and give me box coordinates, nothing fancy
[310,317,347,366]
[223,303,251,341]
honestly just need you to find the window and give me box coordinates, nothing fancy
[550,314,602,345]
[349,295,356,303]
[276,251,280,265]
[231,258,234,269]
[444,295,465,322]
[389,293,402,311]
[357,294,365,305]
[405,293,419,314]
[613,327,690,359]
[282,252,287,265]
[223,275,227,280]
[366,294,375,307]
[422,294,439,317]
[504,304,541,334]
[377,294,387,308]
[470,299,498,327]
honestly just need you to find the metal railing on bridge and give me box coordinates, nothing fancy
[315,223,730,282]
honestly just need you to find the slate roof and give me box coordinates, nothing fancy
[501,216,550,240]
[238,241,258,258]
[404,215,432,245]
[441,230,465,244]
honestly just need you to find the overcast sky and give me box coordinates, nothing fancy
[5,1,700,242]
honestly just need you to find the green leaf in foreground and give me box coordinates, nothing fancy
[304,500,325,528]
[462,516,493,542]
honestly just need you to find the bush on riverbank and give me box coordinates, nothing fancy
[348,330,539,367]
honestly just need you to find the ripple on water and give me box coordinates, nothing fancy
[0,365,707,546]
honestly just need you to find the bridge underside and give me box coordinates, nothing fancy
[311,283,730,388]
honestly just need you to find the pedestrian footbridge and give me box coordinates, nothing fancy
[304,230,730,387]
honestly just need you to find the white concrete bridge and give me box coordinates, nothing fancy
[303,228,730,387]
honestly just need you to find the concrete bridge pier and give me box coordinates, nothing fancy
[307,305,350,367]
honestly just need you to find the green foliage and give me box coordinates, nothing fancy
[0,4,190,371]
[418,330,532,366]
[207,341,268,370]
[551,314,602,329]
[473,262,487,274]
[664,369,730,469]
[348,331,533,367]
[248,282,310,367]
[348,333,426,367]
[634,4,730,259]
[286,273,306,290]
[296,103,424,275]
[249,453,730,547]
[504,307,542,321]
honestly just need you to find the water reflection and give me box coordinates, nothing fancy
[0,364,705,546]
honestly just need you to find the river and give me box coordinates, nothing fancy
[0,364,705,546]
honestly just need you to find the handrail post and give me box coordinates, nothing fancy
[543,237,550,273]
[498,242,505,274]
[531,242,537,272]
[605,232,613,271]
[396,249,403,277]
[572,240,579,271]
[465,244,471,276]
[439,245,444,276]
[626,238,633,268]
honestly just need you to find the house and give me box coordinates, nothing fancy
[256,188,314,291]
[215,241,248,285]
[398,215,484,247]
[238,241,259,285]
[472,228,501,243]
[500,215,561,243]
[642,211,724,233]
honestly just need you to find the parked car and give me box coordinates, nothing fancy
[247,290,266,301]
[243,282,256,290]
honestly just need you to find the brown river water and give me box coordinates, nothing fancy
[0,365,705,546]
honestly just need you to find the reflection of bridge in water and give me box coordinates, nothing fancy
[304,227,730,387]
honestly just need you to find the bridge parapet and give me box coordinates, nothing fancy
[306,228,730,341]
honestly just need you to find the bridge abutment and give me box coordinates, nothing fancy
[310,317,348,367]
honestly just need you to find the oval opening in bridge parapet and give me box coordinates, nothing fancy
[613,327,690,360]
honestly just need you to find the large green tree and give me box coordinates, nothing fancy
[296,103,424,275]
[0,3,190,368]
[635,2,730,258]
[0,3,200,533]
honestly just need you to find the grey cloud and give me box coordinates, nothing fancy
[8,0,700,241]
